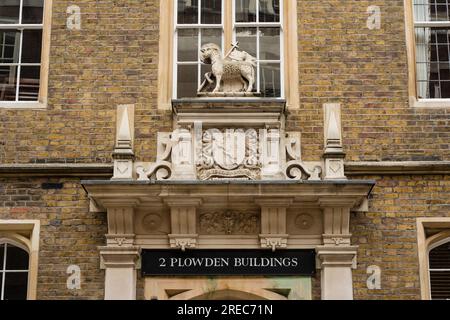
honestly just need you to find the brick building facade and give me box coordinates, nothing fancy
[0,0,449,300]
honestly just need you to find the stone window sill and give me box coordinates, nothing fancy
[411,97,450,108]
[0,102,47,110]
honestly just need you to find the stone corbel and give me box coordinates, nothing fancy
[112,105,135,180]
[256,199,291,251]
[168,235,198,251]
[322,103,346,180]
[260,236,288,252]
[104,205,137,247]
[165,198,202,251]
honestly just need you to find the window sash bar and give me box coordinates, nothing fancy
[414,21,450,28]
[0,24,43,29]
[430,269,450,272]
[176,24,223,28]
[0,63,41,66]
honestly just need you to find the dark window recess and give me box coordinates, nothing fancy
[41,182,64,189]
[0,243,29,300]
[429,241,450,300]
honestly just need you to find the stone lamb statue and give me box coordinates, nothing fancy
[198,43,257,95]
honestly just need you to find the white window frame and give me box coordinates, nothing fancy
[173,0,284,99]
[407,0,450,107]
[173,0,225,99]
[417,217,450,300]
[0,0,52,109]
[427,236,450,300]
[0,220,40,300]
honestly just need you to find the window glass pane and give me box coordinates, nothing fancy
[201,0,222,24]
[19,66,40,101]
[22,30,42,63]
[3,272,28,300]
[235,0,256,22]
[0,0,20,24]
[0,243,5,270]
[22,0,44,24]
[201,28,222,47]
[259,0,280,23]
[260,62,280,97]
[430,241,450,269]
[430,270,450,300]
[178,0,199,24]
[0,30,20,63]
[0,65,18,101]
[178,29,198,62]
[236,27,257,57]
[178,64,198,97]
[5,244,29,270]
[259,27,280,60]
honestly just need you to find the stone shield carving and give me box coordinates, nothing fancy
[197,128,261,180]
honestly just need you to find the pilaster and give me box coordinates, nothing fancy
[99,246,140,300]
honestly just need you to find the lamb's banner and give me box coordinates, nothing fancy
[141,249,316,276]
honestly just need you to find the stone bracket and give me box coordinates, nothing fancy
[259,234,288,251]
[169,234,198,251]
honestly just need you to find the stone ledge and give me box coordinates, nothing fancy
[0,163,113,177]
[345,161,450,175]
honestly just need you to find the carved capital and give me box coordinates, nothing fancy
[99,246,141,269]
[316,245,358,269]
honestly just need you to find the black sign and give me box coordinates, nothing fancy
[141,249,316,276]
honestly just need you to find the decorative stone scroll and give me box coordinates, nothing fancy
[134,126,324,182]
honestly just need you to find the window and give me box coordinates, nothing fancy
[0,0,47,104]
[413,0,450,99]
[0,241,29,300]
[174,0,283,98]
[429,238,450,300]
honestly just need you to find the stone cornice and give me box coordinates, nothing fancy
[82,180,375,212]
[345,161,450,175]
[1,161,448,177]
[0,163,113,177]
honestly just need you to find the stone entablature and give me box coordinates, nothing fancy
[85,101,375,300]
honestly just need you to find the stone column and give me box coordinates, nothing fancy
[317,202,357,300]
[316,246,357,300]
[100,202,139,300]
[99,246,140,300]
